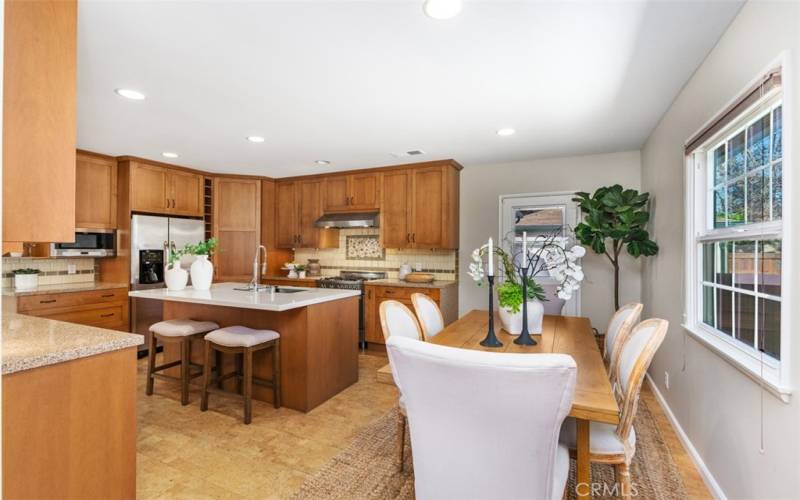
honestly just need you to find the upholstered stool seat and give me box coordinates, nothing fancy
[150,319,220,337]
[146,319,220,405]
[205,326,280,347]
[200,326,281,424]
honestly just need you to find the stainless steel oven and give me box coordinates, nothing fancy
[51,228,116,257]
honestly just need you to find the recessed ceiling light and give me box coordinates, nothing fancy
[162,152,179,159]
[115,88,146,100]
[246,136,265,143]
[497,128,516,137]
[315,160,330,166]
[423,0,462,20]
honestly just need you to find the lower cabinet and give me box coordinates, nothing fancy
[364,284,458,344]
[16,287,130,331]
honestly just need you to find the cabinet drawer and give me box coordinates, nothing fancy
[373,286,439,301]
[39,304,124,327]
[18,287,128,313]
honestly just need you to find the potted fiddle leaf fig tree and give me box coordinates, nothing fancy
[573,185,658,310]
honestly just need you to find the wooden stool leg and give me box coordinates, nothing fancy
[272,340,281,409]
[243,348,253,424]
[617,462,632,500]
[215,350,224,389]
[235,352,244,395]
[200,341,212,412]
[146,333,157,396]
[180,337,191,405]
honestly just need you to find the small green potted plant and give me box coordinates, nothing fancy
[184,238,218,291]
[294,264,307,279]
[13,268,41,290]
[164,247,188,291]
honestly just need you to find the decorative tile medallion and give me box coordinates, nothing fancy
[346,235,384,260]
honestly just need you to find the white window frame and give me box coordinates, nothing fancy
[683,54,792,402]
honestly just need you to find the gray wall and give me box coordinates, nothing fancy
[640,2,800,498]
[459,151,642,331]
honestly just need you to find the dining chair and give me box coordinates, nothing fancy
[387,335,577,500]
[560,318,668,500]
[379,300,423,471]
[604,303,644,387]
[410,292,444,340]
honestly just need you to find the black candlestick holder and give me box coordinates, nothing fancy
[514,266,537,346]
[480,275,503,348]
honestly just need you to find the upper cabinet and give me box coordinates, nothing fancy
[381,162,460,250]
[75,152,117,229]
[129,162,203,217]
[3,0,77,243]
[275,180,339,249]
[323,173,379,212]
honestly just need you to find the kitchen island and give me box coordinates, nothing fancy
[129,283,360,412]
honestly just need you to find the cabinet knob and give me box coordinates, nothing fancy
[101,294,114,298]
[100,313,114,318]
[39,299,57,304]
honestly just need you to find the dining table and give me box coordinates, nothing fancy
[376,310,620,499]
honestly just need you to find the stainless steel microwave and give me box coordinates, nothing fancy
[50,228,116,257]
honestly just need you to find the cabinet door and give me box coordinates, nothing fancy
[381,169,412,248]
[349,173,379,210]
[168,170,203,216]
[275,181,297,248]
[364,286,382,344]
[75,154,117,229]
[411,166,445,248]
[130,163,168,213]
[323,176,350,212]
[213,178,261,281]
[297,180,323,248]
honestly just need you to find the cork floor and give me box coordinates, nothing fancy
[136,352,710,499]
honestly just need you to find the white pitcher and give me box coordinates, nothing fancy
[190,255,214,291]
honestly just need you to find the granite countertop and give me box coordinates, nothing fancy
[2,281,128,298]
[367,279,458,289]
[128,282,360,312]
[2,313,143,375]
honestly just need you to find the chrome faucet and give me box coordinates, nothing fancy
[249,245,269,290]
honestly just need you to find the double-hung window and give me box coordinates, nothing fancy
[685,63,789,399]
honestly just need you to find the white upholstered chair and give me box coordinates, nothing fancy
[560,318,668,500]
[603,303,643,387]
[410,292,444,340]
[379,300,423,470]
[387,336,577,500]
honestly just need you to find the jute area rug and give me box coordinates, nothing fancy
[291,399,687,499]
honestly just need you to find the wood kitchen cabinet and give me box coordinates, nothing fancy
[275,180,339,249]
[75,152,117,229]
[3,0,77,243]
[14,287,130,332]
[129,162,203,216]
[213,177,261,281]
[323,173,379,212]
[380,162,460,249]
[364,283,458,344]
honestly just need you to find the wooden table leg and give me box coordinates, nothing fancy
[576,418,591,499]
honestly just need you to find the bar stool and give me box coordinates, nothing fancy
[146,319,220,405]
[200,326,281,424]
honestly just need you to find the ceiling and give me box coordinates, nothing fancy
[76,0,743,177]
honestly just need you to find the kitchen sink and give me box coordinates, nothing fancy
[233,286,306,294]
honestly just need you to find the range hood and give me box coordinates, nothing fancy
[314,212,379,229]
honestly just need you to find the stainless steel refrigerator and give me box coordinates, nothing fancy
[130,215,205,352]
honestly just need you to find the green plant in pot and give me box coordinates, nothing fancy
[12,268,41,291]
[573,185,658,310]
[294,264,307,279]
[184,238,218,291]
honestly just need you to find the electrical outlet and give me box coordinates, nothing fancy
[67,264,77,275]
[664,371,670,390]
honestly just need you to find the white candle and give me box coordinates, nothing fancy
[487,237,494,276]
[522,231,527,259]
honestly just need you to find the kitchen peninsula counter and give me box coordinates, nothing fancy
[129,282,360,412]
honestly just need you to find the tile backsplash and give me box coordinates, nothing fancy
[1,258,96,288]
[293,228,457,280]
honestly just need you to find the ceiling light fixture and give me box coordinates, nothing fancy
[114,88,146,100]
[315,160,330,166]
[423,0,463,20]
[496,128,516,137]
[162,152,179,159]
[246,136,265,143]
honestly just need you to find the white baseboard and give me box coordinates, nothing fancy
[645,373,727,500]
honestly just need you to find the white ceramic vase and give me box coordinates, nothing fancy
[164,264,189,291]
[14,274,39,290]
[298,270,307,279]
[190,255,213,291]
[498,299,545,335]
